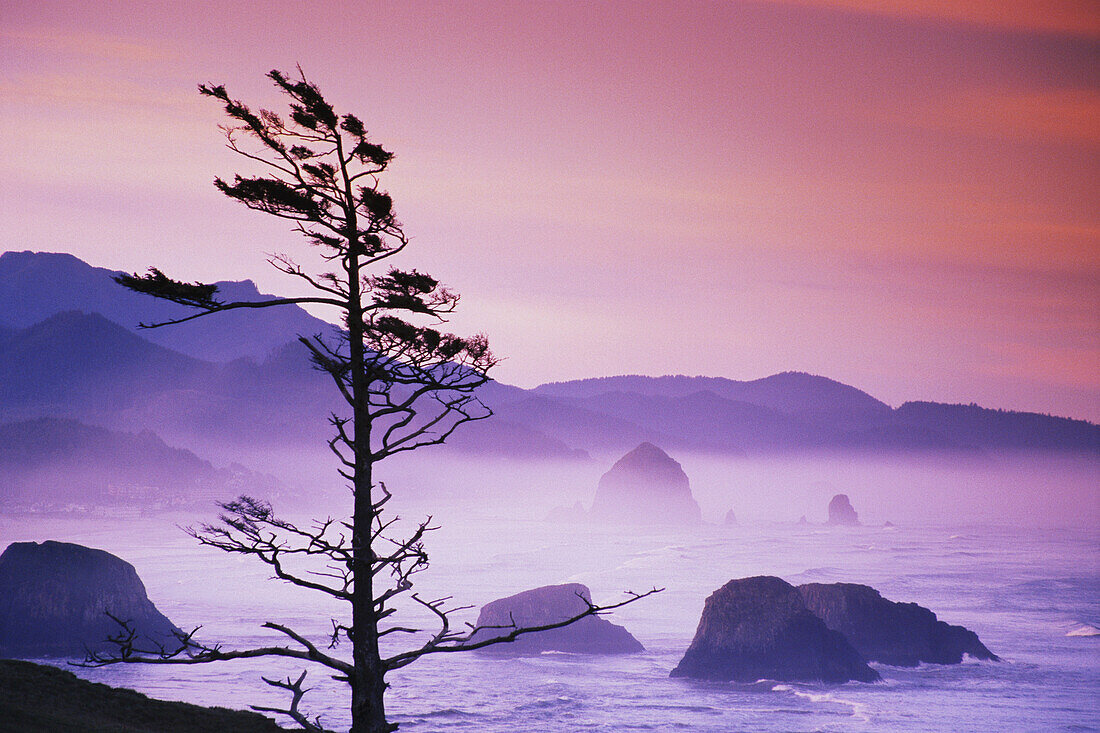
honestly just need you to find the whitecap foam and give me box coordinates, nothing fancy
[1066,622,1100,637]
[771,684,872,723]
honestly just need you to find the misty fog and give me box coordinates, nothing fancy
[167,443,1100,530]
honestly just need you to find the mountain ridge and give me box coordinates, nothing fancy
[1,250,1095,459]
[0,250,334,363]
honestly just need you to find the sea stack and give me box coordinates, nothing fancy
[827,494,860,525]
[723,509,738,526]
[589,442,702,524]
[797,583,999,665]
[670,576,879,683]
[545,501,587,523]
[471,583,644,656]
[0,541,180,658]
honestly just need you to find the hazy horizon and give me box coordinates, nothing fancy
[3,247,1098,426]
[2,1,1097,421]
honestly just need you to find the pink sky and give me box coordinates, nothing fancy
[1,1,1097,420]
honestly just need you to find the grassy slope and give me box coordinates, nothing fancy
[0,659,288,732]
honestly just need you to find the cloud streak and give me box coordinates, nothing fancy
[1,28,175,63]
[768,0,1100,38]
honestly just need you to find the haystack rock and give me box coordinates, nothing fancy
[827,494,860,525]
[723,509,738,526]
[670,576,879,683]
[471,583,644,656]
[797,583,999,666]
[589,442,702,524]
[0,541,180,658]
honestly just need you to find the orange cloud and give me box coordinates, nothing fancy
[770,0,1100,38]
[988,342,1100,391]
[869,86,1100,148]
[965,87,1100,147]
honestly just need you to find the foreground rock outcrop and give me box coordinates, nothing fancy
[797,583,999,665]
[827,493,860,525]
[471,583,644,656]
[589,442,702,524]
[0,541,180,658]
[0,659,283,732]
[670,576,879,683]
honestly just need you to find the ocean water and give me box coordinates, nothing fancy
[2,513,1097,732]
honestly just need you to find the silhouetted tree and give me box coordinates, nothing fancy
[81,68,657,733]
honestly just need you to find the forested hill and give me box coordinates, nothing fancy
[0,249,1096,459]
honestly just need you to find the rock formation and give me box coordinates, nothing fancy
[545,501,587,523]
[797,583,998,665]
[471,583,644,656]
[670,576,879,683]
[0,541,180,658]
[827,493,860,525]
[723,509,738,526]
[589,442,702,524]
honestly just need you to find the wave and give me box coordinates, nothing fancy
[792,566,846,579]
[1066,622,1100,637]
[771,683,872,723]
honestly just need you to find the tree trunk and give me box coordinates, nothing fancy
[347,244,390,733]
[350,457,389,733]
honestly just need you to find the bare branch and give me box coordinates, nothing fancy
[251,671,331,733]
[79,613,352,676]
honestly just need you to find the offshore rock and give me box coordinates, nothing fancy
[827,493,860,525]
[797,583,999,666]
[0,541,180,658]
[589,442,702,524]
[545,501,588,523]
[670,576,879,683]
[471,583,644,656]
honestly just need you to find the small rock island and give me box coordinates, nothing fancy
[589,442,702,525]
[826,493,860,525]
[797,583,999,665]
[670,576,879,683]
[471,583,644,656]
[0,540,180,658]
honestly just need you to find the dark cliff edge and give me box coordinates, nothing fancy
[0,659,284,733]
